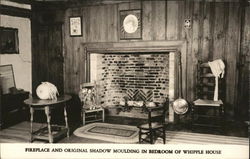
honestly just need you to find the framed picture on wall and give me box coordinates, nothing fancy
[0,27,19,54]
[69,16,82,37]
[120,9,142,40]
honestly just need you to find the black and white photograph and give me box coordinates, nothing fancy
[0,0,249,159]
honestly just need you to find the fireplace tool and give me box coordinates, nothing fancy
[172,51,189,114]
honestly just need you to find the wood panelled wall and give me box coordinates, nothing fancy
[60,1,249,119]
[31,5,65,95]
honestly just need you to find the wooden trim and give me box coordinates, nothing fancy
[8,0,32,5]
[82,40,186,53]
[86,48,90,83]
[66,0,133,8]
[32,1,67,11]
[0,4,31,18]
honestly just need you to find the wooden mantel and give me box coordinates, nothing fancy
[82,40,186,53]
[82,40,187,122]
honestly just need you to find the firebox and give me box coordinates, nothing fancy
[82,40,187,122]
[90,53,169,107]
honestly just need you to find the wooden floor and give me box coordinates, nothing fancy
[0,121,248,145]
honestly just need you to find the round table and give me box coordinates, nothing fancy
[24,95,72,143]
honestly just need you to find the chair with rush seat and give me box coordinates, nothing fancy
[78,82,104,125]
[191,60,225,132]
[137,97,168,144]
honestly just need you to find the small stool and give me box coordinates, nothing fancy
[82,107,105,125]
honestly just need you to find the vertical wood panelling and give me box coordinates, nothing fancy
[89,6,99,42]
[107,4,118,42]
[201,2,212,61]
[212,3,225,59]
[105,5,112,41]
[98,5,106,42]
[66,9,73,93]
[142,1,153,40]
[225,3,240,116]
[197,2,204,61]
[48,24,64,94]
[177,1,187,98]
[184,0,194,101]
[85,7,91,42]
[118,3,130,13]
[223,3,229,60]
[152,1,166,40]
[64,8,83,93]
[208,2,215,60]
[166,1,179,40]
[60,1,248,118]
[79,7,88,84]
[72,35,82,94]
[178,1,185,40]
[37,28,46,75]
[64,9,73,93]
[36,27,49,85]
[71,8,81,93]
[32,15,64,95]
[190,2,201,100]
[238,5,250,120]
[129,1,141,9]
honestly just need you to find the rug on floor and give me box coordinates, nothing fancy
[73,123,139,143]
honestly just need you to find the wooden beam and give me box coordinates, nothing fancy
[82,40,185,52]
[8,0,32,5]
[9,0,32,4]
[0,4,31,18]
[65,0,140,8]
[32,1,67,10]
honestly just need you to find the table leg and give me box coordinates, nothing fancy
[64,104,69,138]
[45,106,53,143]
[82,110,86,125]
[102,109,105,122]
[30,107,34,143]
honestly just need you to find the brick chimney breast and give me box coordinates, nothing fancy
[91,53,169,107]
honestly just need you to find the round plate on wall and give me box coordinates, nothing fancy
[123,14,139,34]
[119,9,142,40]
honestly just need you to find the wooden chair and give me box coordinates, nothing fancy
[191,61,225,131]
[79,82,104,125]
[137,97,168,144]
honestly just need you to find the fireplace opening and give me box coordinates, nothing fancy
[83,40,185,122]
[90,52,170,107]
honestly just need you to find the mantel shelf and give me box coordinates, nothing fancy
[82,40,186,53]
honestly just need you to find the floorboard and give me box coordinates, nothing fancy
[0,121,248,145]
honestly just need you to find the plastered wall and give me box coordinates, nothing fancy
[0,14,32,92]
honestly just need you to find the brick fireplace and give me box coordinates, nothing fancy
[91,53,170,107]
[83,41,186,122]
